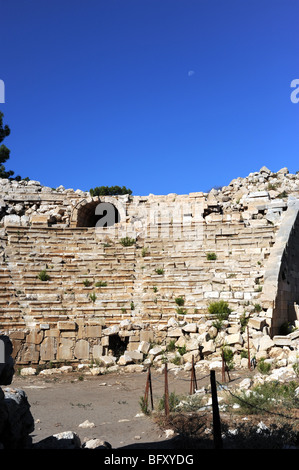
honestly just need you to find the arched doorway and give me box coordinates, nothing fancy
[72,197,124,228]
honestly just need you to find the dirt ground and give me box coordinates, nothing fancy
[9,366,254,449]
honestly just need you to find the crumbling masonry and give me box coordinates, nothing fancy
[0,166,299,369]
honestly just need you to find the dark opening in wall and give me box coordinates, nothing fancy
[108,335,129,359]
[76,201,120,227]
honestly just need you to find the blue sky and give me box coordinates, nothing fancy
[1,0,298,195]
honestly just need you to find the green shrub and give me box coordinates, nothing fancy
[120,236,136,247]
[155,268,164,275]
[95,281,107,287]
[222,346,234,370]
[240,312,249,333]
[257,358,271,375]
[38,270,50,282]
[166,340,176,352]
[208,300,231,317]
[254,303,262,313]
[176,307,187,315]
[277,191,288,199]
[83,279,92,287]
[228,381,299,415]
[206,252,217,260]
[141,247,149,257]
[292,360,299,377]
[212,318,224,331]
[89,292,97,303]
[240,350,248,359]
[177,345,187,356]
[158,391,181,412]
[175,296,185,306]
[171,355,182,366]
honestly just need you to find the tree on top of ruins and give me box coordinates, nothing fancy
[0,110,15,179]
[0,111,26,180]
[89,185,133,197]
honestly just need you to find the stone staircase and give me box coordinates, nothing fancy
[0,218,278,337]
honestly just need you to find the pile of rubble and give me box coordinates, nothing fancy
[19,314,299,378]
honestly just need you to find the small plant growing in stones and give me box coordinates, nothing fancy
[176,307,187,315]
[240,312,249,333]
[175,296,185,306]
[155,268,164,275]
[37,270,50,282]
[166,340,176,352]
[206,252,217,260]
[120,236,136,247]
[257,358,271,374]
[89,292,97,303]
[83,279,92,287]
[95,280,107,287]
[141,246,149,257]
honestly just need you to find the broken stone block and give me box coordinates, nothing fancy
[74,340,89,360]
[226,333,244,346]
[137,341,150,354]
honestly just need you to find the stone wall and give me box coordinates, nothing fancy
[262,200,299,334]
[0,166,299,365]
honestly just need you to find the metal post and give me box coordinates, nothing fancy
[164,362,169,416]
[210,370,223,449]
[247,326,251,370]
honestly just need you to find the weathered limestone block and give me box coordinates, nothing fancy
[182,350,200,363]
[85,325,102,338]
[103,325,119,336]
[57,321,77,331]
[3,215,21,226]
[248,317,267,330]
[175,336,187,348]
[74,340,89,360]
[58,338,74,360]
[98,356,116,367]
[140,330,154,343]
[272,336,292,347]
[118,351,143,365]
[92,344,103,358]
[225,333,244,346]
[259,335,275,351]
[167,328,182,337]
[26,330,44,345]
[185,338,200,352]
[202,340,216,355]
[127,341,140,352]
[182,323,197,333]
[40,337,57,362]
[137,341,150,354]
[22,344,40,364]
[148,345,164,357]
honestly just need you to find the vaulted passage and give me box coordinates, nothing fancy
[76,201,120,227]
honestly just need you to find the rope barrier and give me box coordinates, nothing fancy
[143,361,299,423]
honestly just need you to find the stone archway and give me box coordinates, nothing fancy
[71,197,125,228]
